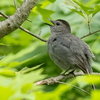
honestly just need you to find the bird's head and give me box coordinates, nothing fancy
[45,19,71,34]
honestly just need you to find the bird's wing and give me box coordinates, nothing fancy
[62,35,93,74]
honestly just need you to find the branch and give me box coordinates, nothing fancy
[19,27,47,42]
[81,30,100,39]
[35,72,100,85]
[80,17,100,39]
[56,81,91,95]
[87,21,92,34]
[0,12,8,19]
[0,11,47,42]
[81,20,100,39]
[0,0,37,39]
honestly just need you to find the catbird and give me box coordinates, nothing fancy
[45,19,95,89]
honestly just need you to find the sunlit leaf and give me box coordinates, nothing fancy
[21,83,33,93]
[86,0,99,6]
[91,90,100,100]
[92,5,100,17]
[73,0,93,15]
[8,62,20,68]
[0,68,44,100]
[64,0,96,20]
[70,8,85,18]
[48,0,56,3]
[0,86,14,100]
[21,63,44,73]
[41,1,51,8]
[0,69,16,77]
[36,4,55,24]
[76,75,100,85]
[64,0,78,7]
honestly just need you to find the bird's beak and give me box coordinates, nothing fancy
[44,19,54,26]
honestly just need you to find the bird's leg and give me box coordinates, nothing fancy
[61,70,68,75]
[61,68,71,75]
[69,70,76,77]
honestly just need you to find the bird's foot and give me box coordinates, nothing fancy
[69,70,76,77]
[60,70,68,76]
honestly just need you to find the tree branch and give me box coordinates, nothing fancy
[0,11,47,42]
[35,72,100,85]
[81,30,100,39]
[81,20,100,39]
[0,0,37,39]
[56,81,91,95]
[19,27,47,42]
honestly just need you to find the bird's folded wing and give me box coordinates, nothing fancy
[62,35,93,73]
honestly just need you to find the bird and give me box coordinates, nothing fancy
[45,19,95,89]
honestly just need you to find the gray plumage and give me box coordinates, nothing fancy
[46,19,94,74]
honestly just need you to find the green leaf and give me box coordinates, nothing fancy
[64,0,94,20]
[92,5,100,17]
[0,68,44,100]
[70,8,85,18]
[0,69,16,77]
[21,83,33,93]
[91,38,100,54]
[21,63,44,74]
[92,61,100,72]
[64,0,78,7]
[8,62,20,68]
[36,4,55,24]
[76,75,100,85]
[48,0,56,3]
[0,86,14,100]
[86,0,98,6]
[73,0,93,15]
[91,90,100,100]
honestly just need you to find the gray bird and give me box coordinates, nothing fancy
[46,19,95,75]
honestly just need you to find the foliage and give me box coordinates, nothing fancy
[0,0,100,100]
[0,67,45,100]
[64,0,100,21]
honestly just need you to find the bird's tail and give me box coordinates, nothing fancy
[86,66,95,90]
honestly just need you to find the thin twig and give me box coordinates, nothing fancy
[26,19,32,22]
[57,81,91,95]
[0,11,47,42]
[13,0,17,9]
[38,28,42,36]
[81,30,100,39]
[19,27,47,42]
[0,11,8,18]
[81,18,100,39]
[88,20,92,34]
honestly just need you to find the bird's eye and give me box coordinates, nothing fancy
[56,22,60,25]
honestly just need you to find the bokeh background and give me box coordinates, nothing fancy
[0,0,100,100]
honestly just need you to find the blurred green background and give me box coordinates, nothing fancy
[0,0,100,100]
